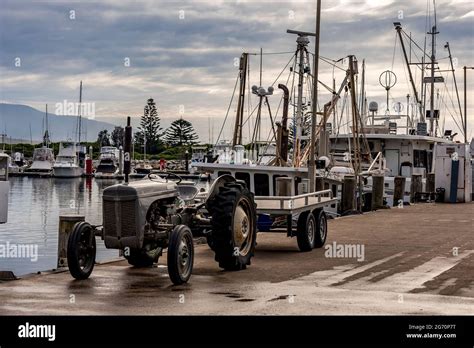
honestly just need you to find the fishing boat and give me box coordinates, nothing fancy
[94,146,123,179]
[53,142,83,178]
[193,28,344,217]
[327,4,465,206]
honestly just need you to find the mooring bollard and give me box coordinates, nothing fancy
[58,215,85,268]
[410,174,422,203]
[371,175,384,210]
[342,175,356,212]
[393,176,406,207]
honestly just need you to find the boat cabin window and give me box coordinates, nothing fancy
[413,150,428,168]
[235,172,251,189]
[254,173,269,196]
[217,171,231,177]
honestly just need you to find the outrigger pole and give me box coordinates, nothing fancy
[394,23,423,121]
[308,0,321,193]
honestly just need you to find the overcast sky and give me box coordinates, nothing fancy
[0,0,473,142]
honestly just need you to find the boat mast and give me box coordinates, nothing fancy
[232,53,248,146]
[309,0,321,192]
[287,29,315,168]
[428,1,439,136]
[348,55,363,212]
[78,81,83,144]
[44,104,50,148]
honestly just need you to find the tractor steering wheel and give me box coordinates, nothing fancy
[148,171,183,184]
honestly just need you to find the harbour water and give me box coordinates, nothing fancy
[1,177,129,276]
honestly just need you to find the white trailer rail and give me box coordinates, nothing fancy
[255,189,337,215]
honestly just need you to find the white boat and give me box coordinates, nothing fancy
[133,160,153,174]
[53,142,83,178]
[25,104,54,177]
[24,146,55,177]
[94,146,123,179]
[0,153,9,223]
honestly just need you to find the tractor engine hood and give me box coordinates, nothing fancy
[102,179,179,249]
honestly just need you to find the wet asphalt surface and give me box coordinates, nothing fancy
[0,202,473,315]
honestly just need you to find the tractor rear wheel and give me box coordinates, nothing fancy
[207,181,257,271]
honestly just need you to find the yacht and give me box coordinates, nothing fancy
[24,146,55,177]
[53,142,83,178]
[24,105,54,177]
[94,146,123,179]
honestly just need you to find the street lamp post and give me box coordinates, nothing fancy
[464,66,474,144]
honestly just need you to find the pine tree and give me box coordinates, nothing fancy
[163,118,199,146]
[97,129,111,147]
[111,126,124,149]
[134,98,162,154]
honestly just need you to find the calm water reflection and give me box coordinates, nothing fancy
[0,177,124,276]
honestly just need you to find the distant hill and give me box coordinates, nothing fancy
[0,103,116,142]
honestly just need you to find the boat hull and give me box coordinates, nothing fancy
[53,166,83,178]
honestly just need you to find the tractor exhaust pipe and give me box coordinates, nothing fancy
[124,116,132,183]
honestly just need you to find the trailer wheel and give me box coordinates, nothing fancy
[167,225,194,285]
[296,211,316,251]
[207,182,257,271]
[67,222,96,280]
[313,209,328,248]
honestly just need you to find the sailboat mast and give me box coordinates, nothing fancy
[45,104,49,147]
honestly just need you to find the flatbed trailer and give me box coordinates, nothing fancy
[254,189,338,250]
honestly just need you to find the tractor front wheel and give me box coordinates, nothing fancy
[167,225,194,285]
[67,222,96,280]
